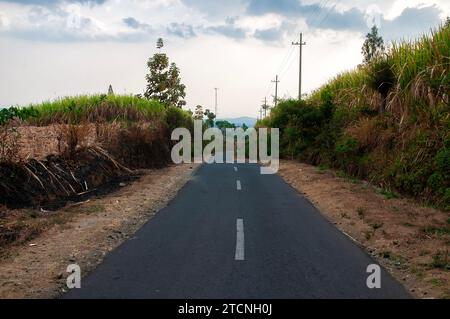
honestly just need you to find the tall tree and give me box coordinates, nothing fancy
[157,38,164,50]
[362,25,385,63]
[166,63,187,108]
[144,39,186,108]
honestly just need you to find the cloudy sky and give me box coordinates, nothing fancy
[0,0,448,118]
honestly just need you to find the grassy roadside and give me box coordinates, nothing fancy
[258,23,450,211]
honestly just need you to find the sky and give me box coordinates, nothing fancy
[0,0,448,118]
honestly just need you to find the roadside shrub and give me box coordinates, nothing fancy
[367,56,395,114]
[0,107,39,125]
[335,136,358,155]
[427,173,444,191]
[165,106,193,134]
[443,189,450,210]
[435,147,450,174]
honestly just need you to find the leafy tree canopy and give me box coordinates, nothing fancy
[144,39,186,108]
[362,25,385,63]
[216,120,236,130]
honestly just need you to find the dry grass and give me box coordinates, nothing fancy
[97,121,171,169]
[0,123,22,164]
[56,123,93,158]
[345,117,380,150]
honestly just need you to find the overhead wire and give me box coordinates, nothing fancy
[259,0,338,114]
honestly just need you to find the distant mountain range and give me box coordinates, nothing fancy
[217,116,257,128]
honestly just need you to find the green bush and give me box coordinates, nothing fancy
[427,173,444,191]
[435,147,450,174]
[0,106,39,125]
[443,188,450,209]
[335,136,358,155]
[165,106,193,133]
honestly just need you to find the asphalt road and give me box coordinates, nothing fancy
[64,162,410,299]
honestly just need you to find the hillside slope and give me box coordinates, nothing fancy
[260,23,450,210]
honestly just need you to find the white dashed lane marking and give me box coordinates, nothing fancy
[235,218,245,261]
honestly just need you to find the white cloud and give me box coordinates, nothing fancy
[0,12,10,28]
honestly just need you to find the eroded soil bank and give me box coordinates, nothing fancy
[278,160,449,299]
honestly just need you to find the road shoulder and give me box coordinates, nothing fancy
[278,160,449,299]
[0,163,198,298]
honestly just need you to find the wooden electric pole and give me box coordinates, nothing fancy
[271,75,280,106]
[292,33,306,100]
[214,88,219,117]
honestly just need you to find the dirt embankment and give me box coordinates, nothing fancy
[0,148,132,211]
[278,160,450,299]
[0,163,197,299]
[1,121,172,212]
[0,110,189,298]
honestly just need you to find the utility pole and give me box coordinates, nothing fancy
[271,75,280,106]
[259,108,263,120]
[292,33,306,100]
[262,97,268,118]
[214,88,219,117]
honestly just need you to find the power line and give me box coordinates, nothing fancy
[279,47,296,80]
[276,45,295,76]
[271,0,329,100]
[315,0,339,30]
[277,0,336,100]
[277,0,329,78]
[308,0,331,29]
[259,0,337,117]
